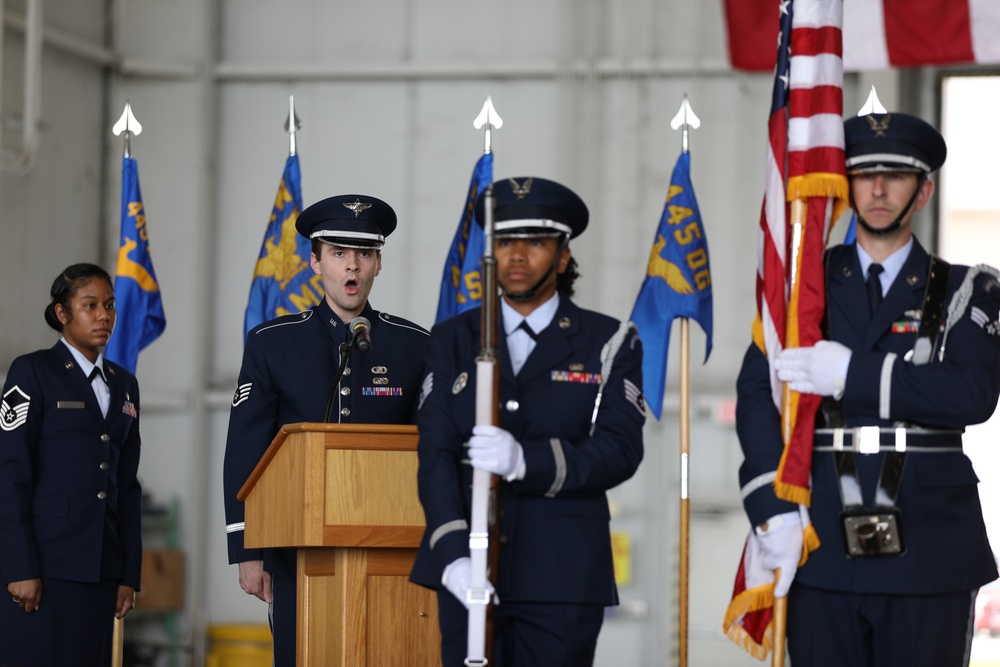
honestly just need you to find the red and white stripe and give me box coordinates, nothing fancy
[844,0,1000,70]
[726,0,1000,72]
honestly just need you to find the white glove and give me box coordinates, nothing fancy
[442,557,495,609]
[468,425,525,480]
[775,340,852,398]
[745,511,803,598]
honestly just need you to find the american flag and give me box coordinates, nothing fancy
[724,0,848,657]
[725,0,1000,72]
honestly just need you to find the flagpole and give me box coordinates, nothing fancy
[669,96,699,667]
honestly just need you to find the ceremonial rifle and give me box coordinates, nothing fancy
[466,96,502,667]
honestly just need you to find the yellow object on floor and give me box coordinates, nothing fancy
[205,624,273,667]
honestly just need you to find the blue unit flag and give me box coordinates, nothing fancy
[105,156,167,374]
[243,154,316,340]
[435,152,493,324]
[629,151,713,420]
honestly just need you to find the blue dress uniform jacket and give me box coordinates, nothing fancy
[410,296,645,604]
[0,342,142,589]
[737,238,1000,594]
[223,299,429,579]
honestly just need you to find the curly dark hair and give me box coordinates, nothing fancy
[43,263,113,332]
[557,256,580,297]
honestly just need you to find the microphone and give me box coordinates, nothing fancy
[349,316,372,353]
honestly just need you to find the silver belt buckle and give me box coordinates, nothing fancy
[857,426,880,454]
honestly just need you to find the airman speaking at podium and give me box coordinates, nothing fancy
[223,194,428,666]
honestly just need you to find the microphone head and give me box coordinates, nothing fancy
[349,316,372,352]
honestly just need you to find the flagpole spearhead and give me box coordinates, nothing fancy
[473,95,503,154]
[112,102,142,158]
[670,95,701,154]
[857,85,887,116]
[285,95,302,156]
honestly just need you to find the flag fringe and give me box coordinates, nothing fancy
[722,584,775,662]
[786,173,847,202]
[774,419,812,506]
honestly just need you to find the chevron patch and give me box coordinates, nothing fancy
[232,382,252,407]
[1,385,31,432]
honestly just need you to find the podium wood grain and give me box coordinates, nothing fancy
[238,423,440,666]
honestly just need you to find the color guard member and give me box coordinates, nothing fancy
[737,111,1000,666]
[410,177,646,666]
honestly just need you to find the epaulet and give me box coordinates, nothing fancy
[251,310,314,335]
[377,312,429,336]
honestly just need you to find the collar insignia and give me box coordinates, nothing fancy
[866,113,892,137]
[508,177,533,200]
[343,200,373,218]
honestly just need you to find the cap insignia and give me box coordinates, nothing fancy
[343,200,373,218]
[508,177,533,200]
[866,113,892,138]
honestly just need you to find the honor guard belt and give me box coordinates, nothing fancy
[814,426,963,453]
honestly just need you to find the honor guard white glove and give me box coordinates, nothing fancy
[468,425,526,481]
[746,511,803,598]
[775,340,852,398]
[442,557,495,610]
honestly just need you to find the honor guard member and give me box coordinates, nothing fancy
[0,264,142,667]
[410,177,646,666]
[222,194,429,667]
[736,112,1000,666]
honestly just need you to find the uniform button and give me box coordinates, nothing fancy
[97,491,107,500]
[341,387,351,396]
[505,400,519,412]
[341,407,351,417]
[344,367,351,376]
[500,535,508,544]
[99,462,109,471]
[100,434,110,442]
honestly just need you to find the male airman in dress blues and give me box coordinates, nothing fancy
[410,177,646,666]
[222,194,429,666]
[736,112,1000,665]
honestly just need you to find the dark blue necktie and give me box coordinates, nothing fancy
[518,320,539,341]
[866,264,884,316]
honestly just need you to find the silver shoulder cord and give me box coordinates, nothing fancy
[939,264,1000,360]
[590,322,635,435]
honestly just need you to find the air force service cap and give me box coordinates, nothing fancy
[475,176,589,239]
[295,194,397,249]
[844,112,947,175]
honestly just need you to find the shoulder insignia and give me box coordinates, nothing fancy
[418,372,433,411]
[1,385,31,432]
[971,306,1000,337]
[232,382,252,407]
[623,377,646,417]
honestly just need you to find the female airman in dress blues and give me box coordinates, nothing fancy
[0,263,142,667]
[410,177,646,666]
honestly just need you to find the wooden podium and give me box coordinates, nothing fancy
[237,423,440,666]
